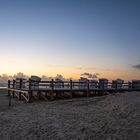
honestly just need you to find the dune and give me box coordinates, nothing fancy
[0,90,140,140]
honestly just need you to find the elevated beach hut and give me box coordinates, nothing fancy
[89,80,98,89]
[99,78,108,89]
[15,78,26,89]
[132,80,140,89]
[112,79,124,89]
[30,76,41,90]
[79,77,88,89]
[55,78,64,88]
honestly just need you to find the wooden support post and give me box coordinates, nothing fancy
[50,79,54,100]
[9,91,11,106]
[12,80,15,98]
[38,91,41,100]
[8,80,10,96]
[128,82,132,89]
[115,82,117,93]
[102,86,105,95]
[87,80,90,97]
[28,78,32,103]
[70,79,73,98]
[8,80,11,106]
[19,79,22,100]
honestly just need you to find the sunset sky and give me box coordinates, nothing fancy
[0,0,140,80]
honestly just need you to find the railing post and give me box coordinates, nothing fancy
[19,79,22,100]
[8,80,10,96]
[87,80,90,97]
[115,82,117,93]
[12,80,15,98]
[13,80,15,88]
[70,79,73,98]
[8,80,10,88]
[8,80,11,106]
[28,78,32,103]
[19,79,22,89]
[50,79,54,100]
[128,81,132,89]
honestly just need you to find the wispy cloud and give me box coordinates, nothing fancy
[81,72,99,78]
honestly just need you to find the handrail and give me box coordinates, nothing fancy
[7,79,140,90]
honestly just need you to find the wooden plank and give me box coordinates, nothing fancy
[32,94,39,100]
[15,92,20,99]
[40,93,48,101]
[21,94,29,102]
[8,89,29,94]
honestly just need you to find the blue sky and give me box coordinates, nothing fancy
[0,0,140,80]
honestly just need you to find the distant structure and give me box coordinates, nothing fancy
[79,77,98,89]
[132,80,140,89]
[99,78,108,89]
[89,80,98,89]
[55,78,64,88]
[79,77,88,89]
[30,76,41,89]
[112,79,124,89]
[15,78,26,89]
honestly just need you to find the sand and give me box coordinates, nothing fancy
[0,91,140,140]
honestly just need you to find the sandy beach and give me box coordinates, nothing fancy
[0,91,140,140]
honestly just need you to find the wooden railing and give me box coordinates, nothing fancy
[7,79,140,106]
[8,79,140,91]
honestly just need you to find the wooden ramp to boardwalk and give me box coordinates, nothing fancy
[8,79,140,105]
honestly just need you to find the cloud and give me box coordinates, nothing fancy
[13,72,29,79]
[41,75,53,81]
[81,72,99,79]
[54,74,67,80]
[133,64,140,69]
[81,72,91,76]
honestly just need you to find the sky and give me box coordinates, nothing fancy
[0,0,140,80]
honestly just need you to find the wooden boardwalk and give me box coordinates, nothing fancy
[8,79,140,106]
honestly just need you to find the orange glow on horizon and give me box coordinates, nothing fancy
[0,58,140,81]
[0,69,140,81]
